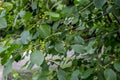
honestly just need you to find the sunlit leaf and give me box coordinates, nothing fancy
[3,2,13,11]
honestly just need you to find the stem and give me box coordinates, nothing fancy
[112,13,120,25]
[79,2,93,13]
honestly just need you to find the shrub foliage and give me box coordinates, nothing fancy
[0,0,120,80]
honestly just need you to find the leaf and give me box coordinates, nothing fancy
[19,10,26,18]
[81,68,94,79]
[39,24,51,38]
[57,69,67,80]
[97,70,105,80]
[71,44,85,54]
[62,6,74,16]
[104,68,117,80]
[0,10,6,17]
[60,61,72,69]
[27,62,34,70]
[0,46,6,53]
[3,59,13,77]
[0,17,7,29]
[45,11,60,18]
[30,50,44,66]
[109,5,120,17]
[71,16,79,24]
[73,36,84,44]
[31,1,37,10]
[14,38,22,44]
[23,11,32,20]
[55,42,66,54]
[71,70,80,80]
[52,21,60,32]
[0,45,20,65]
[115,0,120,6]
[114,62,120,72]
[20,30,31,44]
[93,0,107,9]
[3,2,13,11]
[77,22,85,30]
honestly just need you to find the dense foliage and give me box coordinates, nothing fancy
[0,0,120,80]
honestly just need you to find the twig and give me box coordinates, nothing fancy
[79,2,93,13]
[86,13,108,23]
[112,13,120,25]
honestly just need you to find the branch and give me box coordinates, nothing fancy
[79,2,93,13]
[86,13,108,23]
[112,13,120,25]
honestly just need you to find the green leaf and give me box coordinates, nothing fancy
[93,0,107,9]
[39,24,51,38]
[73,36,84,44]
[81,68,94,79]
[71,17,79,24]
[27,62,34,70]
[30,50,44,66]
[115,0,120,6]
[97,70,105,80]
[20,30,31,44]
[23,11,32,20]
[71,44,85,54]
[45,11,60,18]
[57,69,67,80]
[109,5,120,17]
[71,70,80,80]
[114,62,120,72]
[3,59,13,77]
[55,42,66,54]
[52,21,60,32]
[104,68,117,80]
[3,2,13,11]
[62,6,75,16]
[0,17,7,29]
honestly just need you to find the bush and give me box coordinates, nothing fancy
[0,0,120,80]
